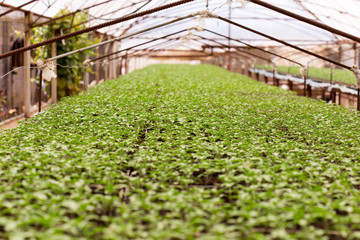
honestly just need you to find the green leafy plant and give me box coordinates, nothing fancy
[0,94,6,121]
[32,8,98,99]
[1,64,360,239]
[256,65,356,85]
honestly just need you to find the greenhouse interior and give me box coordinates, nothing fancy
[1,0,360,239]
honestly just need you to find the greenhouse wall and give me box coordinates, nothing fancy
[0,20,26,121]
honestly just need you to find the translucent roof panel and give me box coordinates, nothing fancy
[2,0,360,50]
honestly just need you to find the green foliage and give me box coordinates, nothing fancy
[276,65,302,76]
[2,64,360,239]
[0,94,6,121]
[32,8,98,99]
[256,65,356,85]
[31,26,51,62]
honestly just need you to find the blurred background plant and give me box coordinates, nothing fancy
[31,8,99,99]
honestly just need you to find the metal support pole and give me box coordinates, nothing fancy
[38,70,42,113]
[307,85,312,98]
[357,88,360,111]
[84,54,89,91]
[288,80,293,91]
[338,91,341,105]
[0,0,37,18]
[111,42,117,78]
[125,52,129,74]
[330,64,334,85]
[24,12,32,118]
[95,47,100,84]
[338,46,342,65]
[84,69,89,91]
[51,29,57,104]
[119,57,123,76]
[322,88,326,101]
[303,75,306,96]
[272,70,276,86]
[354,43,358,66]
[227,2,231,71]
[331,90,336,104]
[108,39,114,80]
[241,64,245,75]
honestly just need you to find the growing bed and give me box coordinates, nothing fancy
[1,64,360,239]
[256,65,356,85]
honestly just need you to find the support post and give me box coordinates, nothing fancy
[303,75,306,96]
[227,2,231,71]
[330,64,334,85]
[84,69,89,91]
[24,12,32,118]
[95,47,100,84]
[119,57,123,76]
[111,42,117,78]
[354,43,358,66]
[125,52,129,74]
[321,88,326,101]
[84,54,89,91]
[331,90,336,104]
[357,88,360,111]
[38,70,42,113]
[273,70,276,86]
[3,22,11,109]
[307,85,312,98]
[288,80,293,91]
[338,91,341,105]
[108,40,114,80]
[51,30,57,103]
[338,46,342,65]
[105,62,108,81]
[104,36,110,81]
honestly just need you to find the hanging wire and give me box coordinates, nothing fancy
[31,0,63,26]
[80,1,152,22]
[300,0,360,21]
[28,0,42,12]
[40,0,50,7]
[297,0,360,33]
[126,0,152,16]
[0,66,38,80]
[71,0,149,29]
[102,0,166,35]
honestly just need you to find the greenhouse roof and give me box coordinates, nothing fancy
[1,0,360,54]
